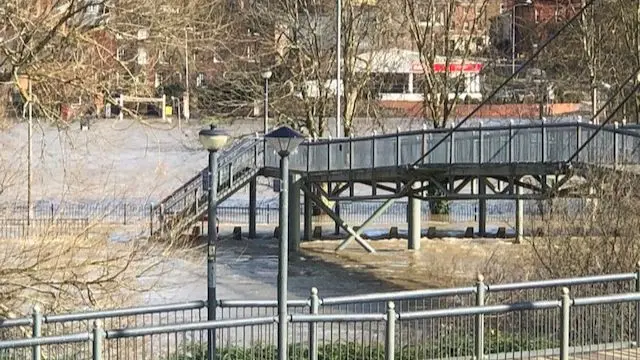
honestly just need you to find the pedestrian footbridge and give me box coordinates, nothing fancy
[150,121,640,249]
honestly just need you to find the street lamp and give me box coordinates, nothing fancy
[262,71,273,134]
[198,124,230,360]
[264,125,304,360]
[512,0,533,74]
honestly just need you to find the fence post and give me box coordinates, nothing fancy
[613,122,619,167]
[475,274,485,360]
[159,203,165,236]
[372,130,377,169]
[123,202,127,225]
[478,121,483,164]
[309,287,320,360]
[32,305,42,360]
[422,123,427,165]
[635,261,640,347]
[575,120,582,162]
[92,320,103,360]
[449,122,455,164]
[50,203,54,221]
[560,287,571,360]
[149,203,154,237]
[385,301,396,360]
[267,204,271,224]
[396,127,401,166]
[541,118,546,162]
[509,119,514,163]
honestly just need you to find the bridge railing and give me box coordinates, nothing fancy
[263,122,640,172]
[150,136,263,236]
[1,287,639,360]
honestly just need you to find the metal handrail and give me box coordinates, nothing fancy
[151,137,264,237]
[153,137,256,209]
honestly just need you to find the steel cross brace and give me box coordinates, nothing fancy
[300,183,376,253]
[335,198,396,252]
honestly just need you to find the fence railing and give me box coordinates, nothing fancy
[1,288,640,360]
[0,218,90,238]
[150,136,264,238]
[0,197,574,239]
[263,121,640,172]
[1,270,638,357]
[0,201,151,225]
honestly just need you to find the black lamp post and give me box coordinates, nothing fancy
[198,124,230,360]
[262,71,272,134]
[264,125,304,360]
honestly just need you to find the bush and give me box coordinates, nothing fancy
[164,333,558,360]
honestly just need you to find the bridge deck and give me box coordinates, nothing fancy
[152,121,640,237]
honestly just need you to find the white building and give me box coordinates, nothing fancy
[356,48,484,102]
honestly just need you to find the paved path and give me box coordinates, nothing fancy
[137,229,405,306]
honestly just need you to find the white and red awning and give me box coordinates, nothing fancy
[412,61,483,74]
[357,48,483,74]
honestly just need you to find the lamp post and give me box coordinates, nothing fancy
[264,126,304,360]
[511,0,533,74]
[198,124,230,360]
[262,71,273,134]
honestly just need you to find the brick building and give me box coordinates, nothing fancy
[493,0,581,57]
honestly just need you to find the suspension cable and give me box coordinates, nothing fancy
[410,0,600,168]
[565,67,640,164]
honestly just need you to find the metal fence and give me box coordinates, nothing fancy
[0,197,565,239]
[215,199,571,227]
[0,201,151,225]
[264,121,640,171]
[0,270,639,359]
[1,288,639,359]
[0,218,89,238]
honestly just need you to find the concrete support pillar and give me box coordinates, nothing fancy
[408,182,421,250]
[289,177,301,252]
[478,176,487,237]
[303,186,313,241]
[249,178,257,238]
[515,185,523,244]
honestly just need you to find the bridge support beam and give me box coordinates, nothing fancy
[303,184,313,241]
[408,182,421,250]
[249,178,257,238]
[289,176,301,253]
[336,198,396,251]
[478,176,487,237]
[301,183,375,253]
[515,185,523,244]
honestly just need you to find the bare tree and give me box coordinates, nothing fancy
[401,0,490,128]
[529,168,640,278]
[0,0,231,122]
[340,0,395,136]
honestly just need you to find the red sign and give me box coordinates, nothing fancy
[411,61,483,74]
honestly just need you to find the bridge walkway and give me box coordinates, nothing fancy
[150,121,640,247]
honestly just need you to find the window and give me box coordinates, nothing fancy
[370,73,408,94]
[418,7,445,27]
[196,73,205,87]
[116,47,125,61]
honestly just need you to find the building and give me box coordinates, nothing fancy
[492,0,581,57]
[357,48,484,102]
